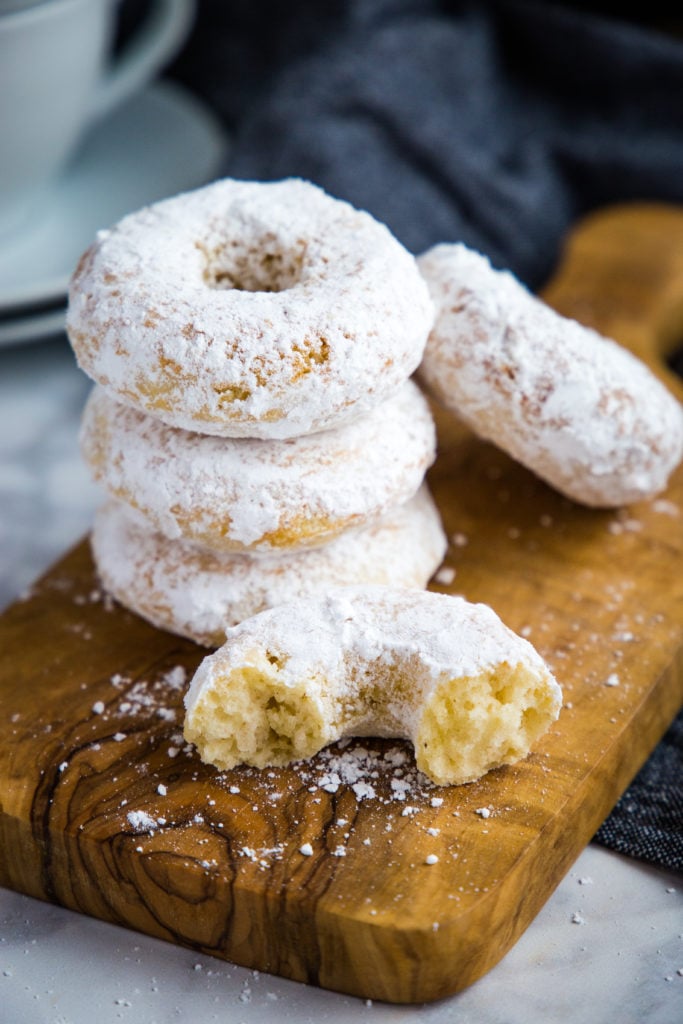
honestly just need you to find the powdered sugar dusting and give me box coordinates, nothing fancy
[418,243,683,506]
[80,379,436,551]
[91,485,447,647]
[67,178,433,439]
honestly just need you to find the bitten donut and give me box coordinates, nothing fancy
[91,486,447,647]
[183,585,561,785]
[67,178,434,439]
[80,380,436,553]
[418,243,683,506]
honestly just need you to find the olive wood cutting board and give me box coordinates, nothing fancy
[2,204,683,1004]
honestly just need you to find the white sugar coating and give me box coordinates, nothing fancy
[183,585,561,785]
[418,243,683,507]
[91,485,447,648]
[80,379,437,552]
[67,177,434,439]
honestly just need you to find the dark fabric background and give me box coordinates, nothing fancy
[165,0,683,870]
[169,0,683,288]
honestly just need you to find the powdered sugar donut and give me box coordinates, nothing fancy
[91,485,447,647]
[183,585,561,785]
[418,243,683,507]
[67,178,434,440]
[80,380,436,553]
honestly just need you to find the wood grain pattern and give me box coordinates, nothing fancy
[2,204,683,1004]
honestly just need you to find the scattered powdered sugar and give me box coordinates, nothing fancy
[294,741,438,806]
[238,844,285,868]
[127,810,159,833]
[652,499,679,516]
[156,707,177,722]
[108,667,187,720]
[72,587,115,613]
[162,666,188,691]
[317,771,343,793]
[352,782,377,801]
[608,516,643,536]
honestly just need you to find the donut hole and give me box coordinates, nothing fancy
[198,234,305,294]
[415,663,558,785]
[184,664,335,770]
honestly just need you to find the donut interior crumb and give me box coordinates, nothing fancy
[184,654,336,770]
[184,652,558,786]
[416,663,558,785]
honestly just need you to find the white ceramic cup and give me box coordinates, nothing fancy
[0,0,195,236]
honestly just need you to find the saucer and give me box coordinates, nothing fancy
[0,78,227,332]
[0,306,66,347]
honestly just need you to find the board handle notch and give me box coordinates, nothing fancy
[541,203,683,398]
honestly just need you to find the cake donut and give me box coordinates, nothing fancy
[91,486,447,647]
[418,243,683,507]
[80,380,437,553]
[67,178,434,440]
[183,585,561,785]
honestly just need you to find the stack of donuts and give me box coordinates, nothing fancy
[67,178,446,647]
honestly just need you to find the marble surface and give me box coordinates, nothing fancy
[1,336,682,1023]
